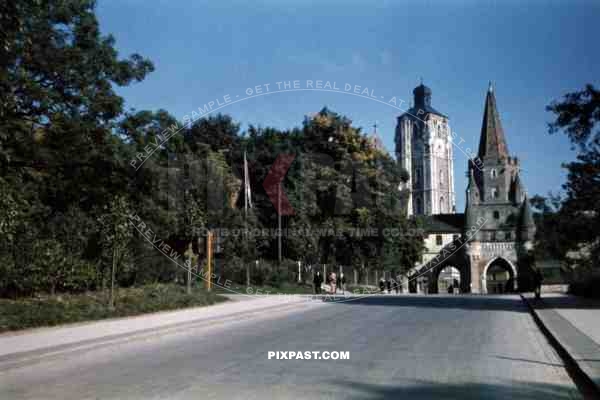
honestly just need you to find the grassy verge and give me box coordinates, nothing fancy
[346,284,380,294]
[0,284,227,333]
[213,282,315,295]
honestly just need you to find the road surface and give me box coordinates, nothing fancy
[0,295,582,399]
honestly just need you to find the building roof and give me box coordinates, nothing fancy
[404,105,448,119]
[478,83,509,159]
[423,213,465,233]
[401,83,448,119]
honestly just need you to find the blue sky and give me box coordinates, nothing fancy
[97,0,600,210]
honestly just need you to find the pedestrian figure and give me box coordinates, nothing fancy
[379,277,385,294]
[386,279,391,294]
[313,271,323,294]
[330,272,337,294]
[505,277,514,293]
[534,268,543,299]
[337,273,346,293]
[393,279,399,294]
[453,278,460,294]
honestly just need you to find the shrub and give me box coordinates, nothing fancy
[569,273,600,298]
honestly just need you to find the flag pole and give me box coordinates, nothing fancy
[244,150,250,287]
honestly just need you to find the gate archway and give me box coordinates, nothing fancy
[428,261,470,294]
[437,266,461,293]
[482,257,517,294]
[425,240,471,294]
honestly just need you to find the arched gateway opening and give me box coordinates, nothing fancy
[484,257,516,294]
[428,263,469,294]
[437,266,461,293]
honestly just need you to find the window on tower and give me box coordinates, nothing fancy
[491,169,497,179]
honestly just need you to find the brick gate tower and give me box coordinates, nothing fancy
[464,83,536,293]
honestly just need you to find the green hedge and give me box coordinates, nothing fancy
[0,284,227,333]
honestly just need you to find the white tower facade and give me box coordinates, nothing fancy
[395,84,455,216]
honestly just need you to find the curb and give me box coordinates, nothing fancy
[520,294,600,399]
[0,299,310,371]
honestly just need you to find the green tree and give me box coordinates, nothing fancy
[0,0,154,297]
[98,195,133,308]
[547,84,600,269]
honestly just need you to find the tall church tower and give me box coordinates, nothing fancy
[395,83,455,216]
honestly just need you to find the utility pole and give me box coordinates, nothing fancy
[278,184,282,265]
[206,230,213,291]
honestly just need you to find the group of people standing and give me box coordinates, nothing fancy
[379,277,400,294]
[313,271,346,294]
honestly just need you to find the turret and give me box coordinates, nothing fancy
[464,169,480,240]
[519,195,536,246]
[413,83,432,109]
[466,168,480,207]
[510,172,525,204]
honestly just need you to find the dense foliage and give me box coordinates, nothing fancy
[539,84,600,296]
[0,1,422,298]
[544,85,600,267]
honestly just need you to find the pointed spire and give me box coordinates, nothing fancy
[370,121,383,150]
[511,172,524,204]
[521,194,534,227]
[465,168,480,233]
[466,168,480,206]
[478,83,509,159]
[520,194,536,242]
[467,168,477,191]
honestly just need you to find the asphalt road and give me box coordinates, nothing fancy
[0,295,583,399]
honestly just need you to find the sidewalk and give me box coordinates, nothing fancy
[522,293,600,393]
[0,294,313,369]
